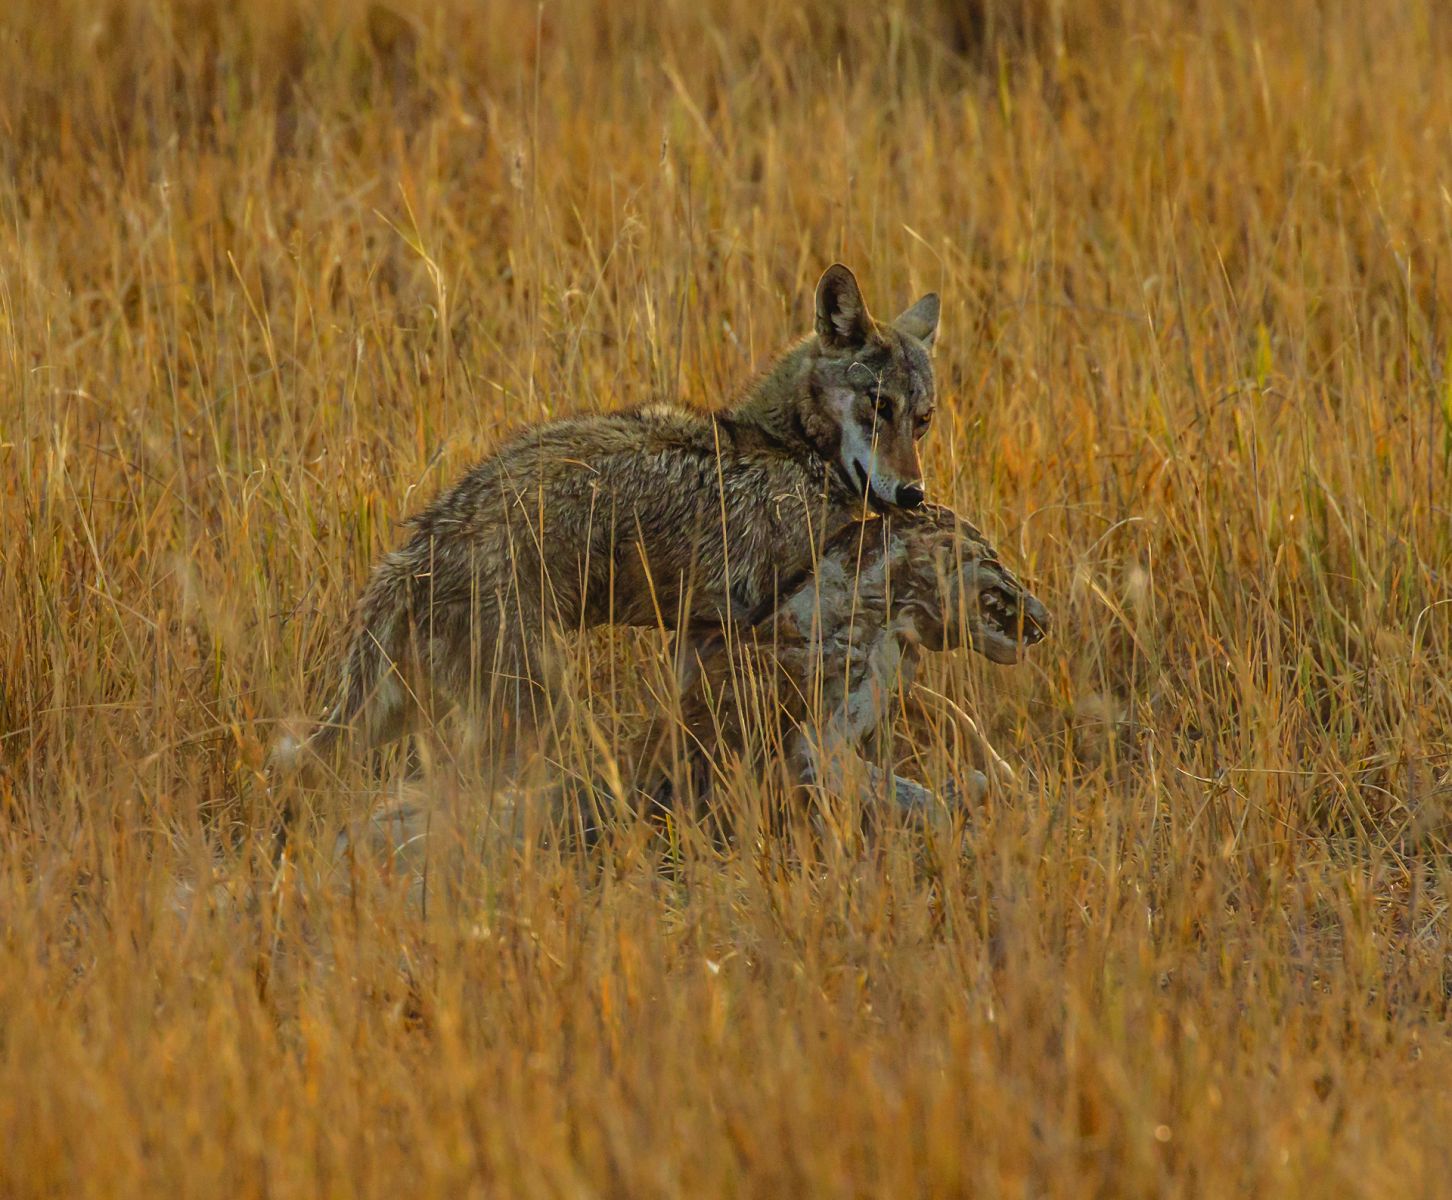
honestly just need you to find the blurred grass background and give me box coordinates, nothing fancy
[2,0,1452,1194]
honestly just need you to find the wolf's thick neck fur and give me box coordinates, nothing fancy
[725,339,833,458]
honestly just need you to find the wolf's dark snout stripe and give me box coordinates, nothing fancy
[855,461,894,514]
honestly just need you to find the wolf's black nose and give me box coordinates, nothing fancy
[895,482,926,509]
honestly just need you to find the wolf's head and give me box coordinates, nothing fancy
[808,264,940,513]
[888,505,1051,665]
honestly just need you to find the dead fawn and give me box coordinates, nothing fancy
[633,503,1050,824]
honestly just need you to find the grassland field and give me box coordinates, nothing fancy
[3,1,1452,1195]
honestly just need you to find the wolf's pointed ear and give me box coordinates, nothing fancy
[893,293,940,348]
[815,264,871,352]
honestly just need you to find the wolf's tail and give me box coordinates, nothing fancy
[270,556,414,776]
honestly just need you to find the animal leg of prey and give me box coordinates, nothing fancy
[793,728,984,813]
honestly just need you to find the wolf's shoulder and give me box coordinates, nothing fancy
[625,403,821,471]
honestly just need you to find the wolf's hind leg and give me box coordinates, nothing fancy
[427,605,562,779]
[342,667,418,752]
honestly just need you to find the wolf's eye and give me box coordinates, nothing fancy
[913,413,931,439]
[873,395,895,422]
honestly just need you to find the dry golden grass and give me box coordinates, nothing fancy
[4,0,1452,1194]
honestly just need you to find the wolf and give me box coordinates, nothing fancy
[633,503,1051,824]
[328,503,1049,879]
[275,265,942,774]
